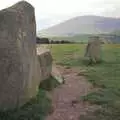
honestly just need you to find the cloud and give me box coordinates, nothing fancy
[0,0,120,30]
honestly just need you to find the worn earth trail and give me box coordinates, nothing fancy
[46,66,96,120]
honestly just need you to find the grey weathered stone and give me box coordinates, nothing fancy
[37,48,53,81]
[0,1,41,109]
[84,36,102,63]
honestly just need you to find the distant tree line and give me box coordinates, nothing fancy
[36,37,49,44]
[50,40,75,44]
[36,37,75,44]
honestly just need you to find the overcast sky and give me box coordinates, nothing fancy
[0,0,120,31]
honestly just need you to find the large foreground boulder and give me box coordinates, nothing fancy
[0,1,41,109]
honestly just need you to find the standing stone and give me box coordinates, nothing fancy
[0,1,41,109]
[37,48,53,81]
[84,36,102,64]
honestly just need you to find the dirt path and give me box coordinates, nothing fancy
[46,66,95,120]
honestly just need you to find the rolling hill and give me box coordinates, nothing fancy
[38,15,120,36]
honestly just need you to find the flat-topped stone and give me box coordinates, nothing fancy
[37,48,53,81]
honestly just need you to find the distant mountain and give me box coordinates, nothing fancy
[38,15,120,36]
[112,30,120,35]
[47,34,120,44]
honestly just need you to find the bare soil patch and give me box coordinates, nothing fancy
[46,66,97,120]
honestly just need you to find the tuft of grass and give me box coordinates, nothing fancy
[81,89,120,105]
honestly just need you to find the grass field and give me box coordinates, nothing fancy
[48,34,90,43]
[51,44,120,120]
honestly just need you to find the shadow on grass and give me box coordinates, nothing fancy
[39,76,60,91]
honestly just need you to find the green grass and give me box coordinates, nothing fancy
[0,89,52,120]
[51,44,120,120]
[0,77,60,120]
[51,44,85,65]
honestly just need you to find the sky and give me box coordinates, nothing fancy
[0,0,120,31]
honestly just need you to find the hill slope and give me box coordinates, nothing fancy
[38,15,120,36]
